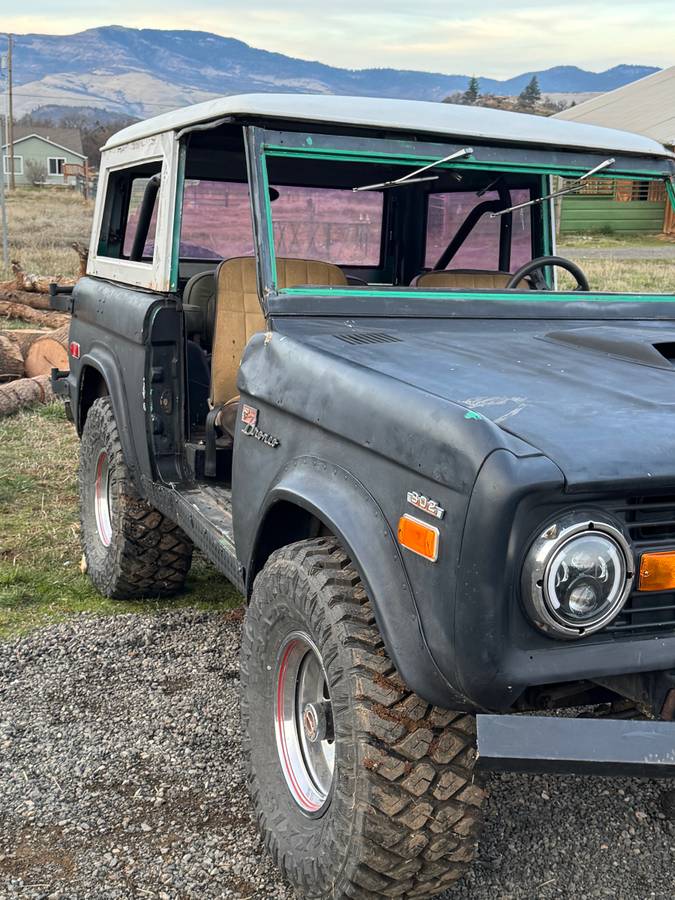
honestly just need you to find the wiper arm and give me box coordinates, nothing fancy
[353,147,473,192]
[489,157,616,218]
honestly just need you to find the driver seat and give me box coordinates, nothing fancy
[411,269,530,290]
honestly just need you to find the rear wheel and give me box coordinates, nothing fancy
[79,397,193,599]
[240,537,486,899]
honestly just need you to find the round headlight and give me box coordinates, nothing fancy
[522,515,634,639]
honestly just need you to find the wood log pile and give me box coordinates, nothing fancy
[0,244,84,417]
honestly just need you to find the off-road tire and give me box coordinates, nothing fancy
[240,537,486,899]
[79,397,193,599]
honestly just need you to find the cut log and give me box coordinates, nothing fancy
[0,375,55,417]
[24,325,70,378]
[0,289,52,310]
[0,334,24,380]
[0,329,50,358]
[9,261,77,295]
[0,299,69,329]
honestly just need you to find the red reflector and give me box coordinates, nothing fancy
[69,341,80,359]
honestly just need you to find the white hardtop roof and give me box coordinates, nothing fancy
[103,92,673,159]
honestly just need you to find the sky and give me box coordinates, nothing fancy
[0,0,672,78]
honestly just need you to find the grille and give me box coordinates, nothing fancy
[334,331,401,346]
[605,496,675,636]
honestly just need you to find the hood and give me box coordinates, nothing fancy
[296,316,675,492]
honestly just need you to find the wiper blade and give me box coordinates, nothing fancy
[489,157,616,218]
[353,147,473,192]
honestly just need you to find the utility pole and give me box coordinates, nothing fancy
[0,50,8,268]
[6,34,14,191]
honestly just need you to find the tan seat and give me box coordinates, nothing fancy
[210,256,347,405]
[412,269,529,290]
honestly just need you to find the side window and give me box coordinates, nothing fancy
[179,180,254,259]
[269,186,383,266]
[97,162,162,262]
[425,189,532,271]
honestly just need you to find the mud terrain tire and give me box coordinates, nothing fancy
[79,397,193,599]
[240,537,486,899]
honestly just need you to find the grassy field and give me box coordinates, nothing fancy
[0,188,93,281]
[0,403,240,640]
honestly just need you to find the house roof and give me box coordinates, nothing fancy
[102,92,673,159]
[555,67,675,148]
[6,126,85,157]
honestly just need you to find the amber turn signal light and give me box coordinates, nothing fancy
[398,514,439,562]
[639,551,675,592]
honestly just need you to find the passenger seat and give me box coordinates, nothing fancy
[204,256,347,477]
[411,270,529,290]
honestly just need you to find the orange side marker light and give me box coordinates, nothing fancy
[398,514,439,562]
[639,551,675,592]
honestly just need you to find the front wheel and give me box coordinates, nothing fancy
[240,537,486,899]
[79,397,193,599]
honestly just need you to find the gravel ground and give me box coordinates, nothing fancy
[0,610,674,899]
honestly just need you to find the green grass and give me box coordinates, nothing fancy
[0,403,241,640]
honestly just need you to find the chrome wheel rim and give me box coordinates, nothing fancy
[94,450,112,547]
[274,632,335,814]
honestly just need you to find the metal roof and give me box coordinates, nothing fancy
[102,93,673,158]
[555,66,675,148]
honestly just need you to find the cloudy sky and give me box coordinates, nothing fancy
[2,0,672,77]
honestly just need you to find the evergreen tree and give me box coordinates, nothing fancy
[518,76,542,109]
[463,76,480,105]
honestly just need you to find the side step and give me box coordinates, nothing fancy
[142,477,245,594]
[477,714,675,778]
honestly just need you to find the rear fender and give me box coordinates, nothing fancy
[76,347,140,478]
[250,456,468,709]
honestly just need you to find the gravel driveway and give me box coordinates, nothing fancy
[1,610,674,899]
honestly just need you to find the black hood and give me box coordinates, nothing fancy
[300,316,675,492]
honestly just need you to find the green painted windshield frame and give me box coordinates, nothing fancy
[263,144,668,181]
[259,143,674,304]
[280,287,675,304]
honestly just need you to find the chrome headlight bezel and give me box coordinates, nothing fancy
[521,514,634,640]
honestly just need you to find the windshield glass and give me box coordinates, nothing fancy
[261,139,675,302]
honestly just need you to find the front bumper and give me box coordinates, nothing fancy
[477,714,675,777]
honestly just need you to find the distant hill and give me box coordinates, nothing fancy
[11,26,660,119]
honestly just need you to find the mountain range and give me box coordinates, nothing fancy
[10,26,660,120]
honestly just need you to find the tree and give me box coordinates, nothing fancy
[518,76,542,110]
[463,76,480,105]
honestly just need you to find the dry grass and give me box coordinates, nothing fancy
[561,258,675,293]
[0,187,93,281]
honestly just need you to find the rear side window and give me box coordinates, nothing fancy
[97,161,162,261]
[270,186,383,266]
[179,180,254,259]
[425,190,532,271]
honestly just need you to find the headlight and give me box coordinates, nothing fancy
[522,515,634,639]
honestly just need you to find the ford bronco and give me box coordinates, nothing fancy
[52,94,675,898]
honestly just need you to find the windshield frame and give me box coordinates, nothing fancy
[243,125,675,317]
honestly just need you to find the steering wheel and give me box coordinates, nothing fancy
[506,255,590,291]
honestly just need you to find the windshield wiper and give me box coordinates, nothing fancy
[489,157,616,218]
[353,147,473,192]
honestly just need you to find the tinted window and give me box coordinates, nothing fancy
[425,190,532,271]
[98,162,161,261]
[123,177,159,258]
[179,180,254,260]
[270,187,383,266]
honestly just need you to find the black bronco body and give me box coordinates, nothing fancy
[53,93,675,898]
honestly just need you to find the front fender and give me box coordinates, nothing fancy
[251,455,469,709]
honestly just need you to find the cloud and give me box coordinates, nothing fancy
[2,0,672,77]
